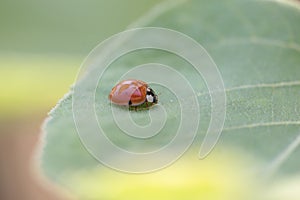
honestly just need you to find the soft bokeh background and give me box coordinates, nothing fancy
[0,0,162,199]
[2,0,300,200]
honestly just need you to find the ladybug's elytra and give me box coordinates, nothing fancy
[109,79,158,108]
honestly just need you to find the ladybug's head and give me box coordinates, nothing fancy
[146,87,158,104]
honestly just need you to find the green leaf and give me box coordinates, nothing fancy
[41,0,300,199]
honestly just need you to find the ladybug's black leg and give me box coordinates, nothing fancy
[128,100,132,111]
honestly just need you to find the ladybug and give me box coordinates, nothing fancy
[109,79,158,108]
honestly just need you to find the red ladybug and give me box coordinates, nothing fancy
[109,79,158,108]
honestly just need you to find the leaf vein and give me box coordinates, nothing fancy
[197,80,300,98]
[211,37,300,53]
[223,121,300,131]
[226,80,300,92]
[263,131,300,178]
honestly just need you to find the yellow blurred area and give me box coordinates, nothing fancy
[264,176,300,200]
[65,149,261,200]
[0,54,79,118]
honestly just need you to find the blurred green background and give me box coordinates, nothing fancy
[0,1,162,199]
[2,0,300,200]
[0,0,162,118]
